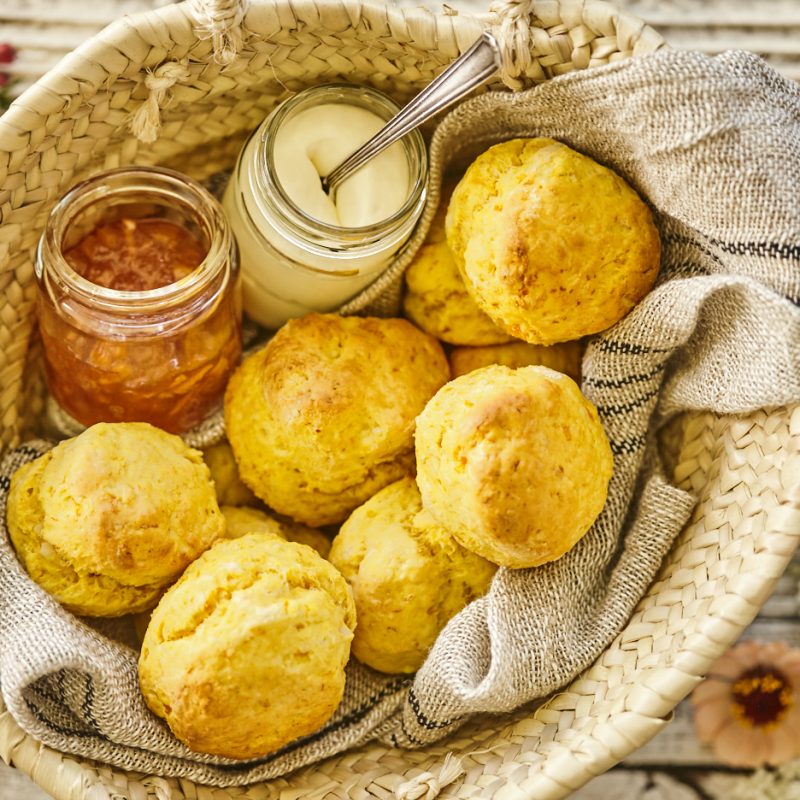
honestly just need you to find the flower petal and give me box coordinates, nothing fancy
[775,650,800,679]
[783,707,800,738]
[764,727,800,766]
[708,644,759,679]
[729,641,764,670]
[691,679,731,707]
[714,724,768,768]
[759,641,792,664]
[693,699,733,743]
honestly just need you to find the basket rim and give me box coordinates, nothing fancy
[0,0,667,152]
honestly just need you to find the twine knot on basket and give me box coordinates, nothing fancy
[488,0,540,88]
[130,61,191,143]
[188,0,249,65]
[394,754,465,800]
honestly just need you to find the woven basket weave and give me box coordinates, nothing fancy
[0,1,799,798]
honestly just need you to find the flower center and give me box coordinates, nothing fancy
[731,666,794,729]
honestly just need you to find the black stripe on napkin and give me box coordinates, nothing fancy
[595,340,671,356]
[82,674,103,735]
[609,433,648,457]
[595,387,660,417]
[710,238,800,261]
[664,233,725,270]
[407,687,460,731]
[583,363,664,390]
[25,693,108,741]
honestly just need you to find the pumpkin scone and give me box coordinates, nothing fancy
[202,440,257,506]
[329,477,496,674]
[6,422,223,617]
[449,339,583,382]
[415,365,613,569]
[446,138,661,345]
[402,184,511,346]
[221,505,331,558]
[225,313,449,526]
[138,533,355,759]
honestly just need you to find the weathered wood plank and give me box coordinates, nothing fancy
[0,764,52,800]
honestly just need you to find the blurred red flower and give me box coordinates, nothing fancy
[0,42,16,111]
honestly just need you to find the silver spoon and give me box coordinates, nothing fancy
[321,31,502,197]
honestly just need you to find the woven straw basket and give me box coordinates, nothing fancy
[1,0,799,798]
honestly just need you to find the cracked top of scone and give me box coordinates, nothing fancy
[6,422,223,616]
[330,477,496,674]
[415,364,613,569]
[446,138,661,345]
[224,313,450,526]
[403,186,512,346]
[138,532,355,759]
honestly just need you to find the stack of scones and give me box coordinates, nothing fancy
[6,138,661,758]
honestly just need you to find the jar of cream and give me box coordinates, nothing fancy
[223,83,428,329]
[35,166,242,434]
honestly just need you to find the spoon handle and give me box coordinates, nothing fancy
[322,31,501,196]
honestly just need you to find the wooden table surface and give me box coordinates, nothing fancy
[1,1,798,797]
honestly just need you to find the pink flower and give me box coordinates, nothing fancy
[691,640,800,768]
[0,44,15,65]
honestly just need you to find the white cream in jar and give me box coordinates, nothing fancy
[223,84,428,329]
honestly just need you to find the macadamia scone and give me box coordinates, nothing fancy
[138,532,355,759]
[6,423,223,616]
[225,313,449,526]
[450,340,582,382]
[221,505,331,558]
[403,188,511,346]
[202,441,257,506]
[415,365,613,568]
[446,138,661,345]
[330,477,496,674]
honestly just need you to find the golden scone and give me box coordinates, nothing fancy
[202,441,256,506]
[6,423,223,617]
[138,532,355,759]
[446,138,661,345]
[415,365,613,569]
[403,188,511,346]
[330,477,496,674]
[221,505,331,558]
[450,340,583,382]
[225,313,449,526]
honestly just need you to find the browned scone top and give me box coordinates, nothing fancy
[138,532,355,759]
[225,313,449,526]
[446,138,661,345]
[6,423,224,617]
[415,364,613,569]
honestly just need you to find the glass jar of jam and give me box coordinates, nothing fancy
[35,166,241,434]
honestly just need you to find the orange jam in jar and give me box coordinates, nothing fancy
[35,167,242,433]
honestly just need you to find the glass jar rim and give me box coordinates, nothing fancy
[257,83,428,243]
[38,166,232,312]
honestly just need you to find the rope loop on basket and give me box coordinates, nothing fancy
[488,0,536,90]
[394,754,465,800]
[188,0,249,65]
[130,61,191,143]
